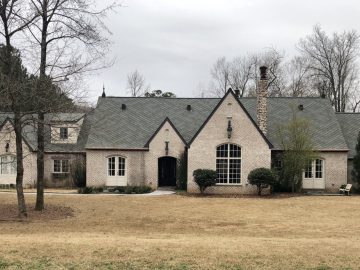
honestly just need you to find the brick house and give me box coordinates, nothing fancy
[0,67,358,193]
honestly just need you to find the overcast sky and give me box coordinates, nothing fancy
[86,0,360,103]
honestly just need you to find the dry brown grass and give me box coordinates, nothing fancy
[0,193,360,269]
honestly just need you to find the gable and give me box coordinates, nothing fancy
[189,90,272,149]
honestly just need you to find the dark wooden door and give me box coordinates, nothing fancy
[158,157,177,187]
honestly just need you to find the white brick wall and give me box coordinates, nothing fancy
[86,120,186,189]
[0,120,37,187]
[144,120,186,189]
[50,118,83,144]
[187,93,272,194]
[86,150,145,187]
[320,151,348,192]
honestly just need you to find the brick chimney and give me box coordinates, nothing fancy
[257,66,268,134]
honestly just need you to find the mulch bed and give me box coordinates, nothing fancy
[0,204,74,222]
[177,192,302,199]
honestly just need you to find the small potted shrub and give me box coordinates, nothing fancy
[193,169,217,195]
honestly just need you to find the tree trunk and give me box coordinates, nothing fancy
[257,185,262,196]
[14,112,27,218]
[35,4,48,211]
[35,112,45,211]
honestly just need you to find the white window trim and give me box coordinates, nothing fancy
[216,143,242,185]
[107,156,126,177]
[303,159,324,180]
[0,155,16,175]
[53,159,70,174]
[59,127,69,140]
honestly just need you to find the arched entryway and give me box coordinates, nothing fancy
[158,156,177,187]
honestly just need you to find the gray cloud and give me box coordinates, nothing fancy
[86,0,360,102]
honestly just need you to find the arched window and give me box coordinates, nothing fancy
[0,155,16,175]
[108,156,126,177]
[216,144,241,184]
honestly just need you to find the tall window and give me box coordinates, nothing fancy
[108,157,126,176]
[60,127,68,139]
[53,159,70,173]
[0,155,16,175]
[216,144,241,184]
[304,159,323,179]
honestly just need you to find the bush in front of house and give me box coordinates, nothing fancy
[176,152,187,190]
[78,187,103,194]
[248,168,278,196]
[124,185,153,194]
[79,185,153,194]
[193,169,217,194]
[71,158,86,188]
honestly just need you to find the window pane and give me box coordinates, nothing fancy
[60,127,68,139]
[108,157,115,176]
[304,160,312,178]
[229,144,241,158]
[9,156,16,175]
[62,160,69,173]
[229,159,241,183]
[1,156,8,174]
[315,159,323,178]
[118,157,125,176]
[216,144,228,158]
[54,160,61,173]
[216,159,228,184]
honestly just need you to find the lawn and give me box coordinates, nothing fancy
[0,193,360,270]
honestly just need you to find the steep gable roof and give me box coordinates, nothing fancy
[85,95,348,152]
[0,113,89,153]
[144,117,187,147]
[336,113,360,158]
[188,89,273,148]
[85,97,219,149]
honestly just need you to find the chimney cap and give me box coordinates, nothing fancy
[260,66,268,80]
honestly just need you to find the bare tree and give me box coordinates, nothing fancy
[229,56,253,97]
[283,56,313,97]
[23,0,116,210]
[126,70,150,97]
[251,48,286,97]
[0,0,38,218]
[298,25,360,112]
[210,49,286,97]
[210,57,231,97]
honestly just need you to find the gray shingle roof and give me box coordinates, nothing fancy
[241,97,349,151]
[0,113,88,153]
[85,96,349,152]
[336,113,360,158]
[85,97,219,149]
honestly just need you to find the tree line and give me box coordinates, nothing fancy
[207,25,360,112]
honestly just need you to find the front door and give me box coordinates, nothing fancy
[303,159,325,189]
[158,157,177,187]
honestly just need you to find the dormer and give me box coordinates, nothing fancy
[50,114,84,144]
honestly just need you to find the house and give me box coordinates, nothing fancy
[0,67,358,193]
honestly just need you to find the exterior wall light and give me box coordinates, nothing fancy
[5,141,9,153]
[227,119,233,139]
[165,141,169,156]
